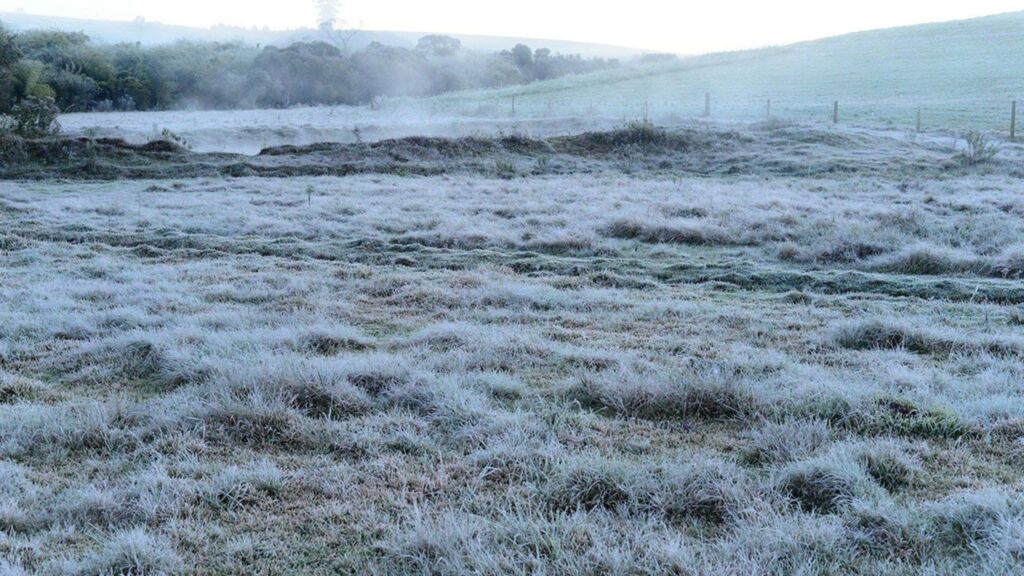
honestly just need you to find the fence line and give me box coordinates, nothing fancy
[437,94,1023,140]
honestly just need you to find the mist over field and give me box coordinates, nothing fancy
[1,4,1023,575]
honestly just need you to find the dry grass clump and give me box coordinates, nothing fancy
[205,355,418,425]
[544,456,753,525]
[201,400,301,447]
[653,461,755,525]
[382,508,698,576]
[287,377,371,419]
[777,440,921,514]
[776,453,881,514]
[994,244,1024,278]
[741,419,832,465]
[922,491,1022,555]
[852,440,922,492]
[600,218,735,246]
[386,375,494,432]
[468,423,562,483]
[190,373,327,448]
[466,371,529,401]
[781,290,816,305]
[405,321,557,374]
[843,500,917,556]
[0,402,130,461]
[957,130,1000,166]
[561,120,675,151]
[544,457,635,513]
[568,363,759,422]
[248,359,377,418]
[1009,308,1024,326]
[868,243,981,276]
[342,354,416,396]
[201,461,286,511]
[829,319,1023,357]
[0,371,55,404]
[295,326,373,355]
[0,460,41,533]
[57,528,182,576]
[859,397,974,441]
[70,335,186,390]
[56,467,193,529]
[799,235,890,265]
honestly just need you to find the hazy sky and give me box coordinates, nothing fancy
[1,0,1022,53]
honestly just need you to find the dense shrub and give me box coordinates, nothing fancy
[0,23,20,111]
[0,24,618,113]
[9,95,60,137]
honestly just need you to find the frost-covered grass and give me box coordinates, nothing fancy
[1,154,1023,573]
[59,106,629,154]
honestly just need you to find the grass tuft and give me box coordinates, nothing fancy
[202,461,286,511]
[61,528,182,576]
[742,419,832,465]
[829,319,1022,357]
[568,363,758,422]
[777,453,877,514]
[545,456,752,525]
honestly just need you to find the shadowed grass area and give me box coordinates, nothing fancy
[830,319,1023,357]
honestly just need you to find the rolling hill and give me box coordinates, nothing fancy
[0,11,644,59]
[422,11,1024,132]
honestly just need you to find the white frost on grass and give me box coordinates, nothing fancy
[1,166,1022,573]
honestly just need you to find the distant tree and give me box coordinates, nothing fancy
[532,48,553,79]
[637,53,678,64]
[42,68,101,111]
[313,0,360,53]
[0,23,22,112]
[249,41,351,107]
[0,24,19,70]
[314,0,342,30]
[416,35,461,58]
[510,44,533,68]
[16,30,117,111]
[16,30,90,57]
[152,41,256,109]
[0,23,617,112]
[9,60,56,102]
[351,42,433,102]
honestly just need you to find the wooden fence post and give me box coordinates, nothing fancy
[916,108,922,133]
[704,93,711,117]
[833,101,839,124]
[1012,101,1017,142]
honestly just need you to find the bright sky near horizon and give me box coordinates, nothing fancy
[1,0,1022,53]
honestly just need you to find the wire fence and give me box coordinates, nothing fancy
[422,93,1022,141]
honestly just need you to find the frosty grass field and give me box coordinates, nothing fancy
[3,109,1024,575]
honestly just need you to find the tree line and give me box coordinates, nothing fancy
[0,23,619,120]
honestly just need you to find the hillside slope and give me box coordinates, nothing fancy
[0,12,643,58]
[427,11,1024,131]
